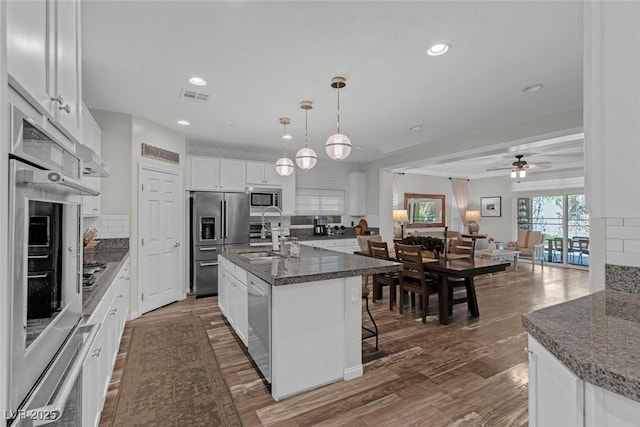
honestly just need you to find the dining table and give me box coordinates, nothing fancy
[422,257,510,325]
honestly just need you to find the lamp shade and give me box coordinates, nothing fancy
[274,157,294,176]
[393,209,409,222]
[325,133,352,160]
[295,147,318,170]
[465,211,481,222]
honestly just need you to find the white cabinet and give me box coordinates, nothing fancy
[528,335,584,427]
[246,161,282,186]
[7,0,82,141]
[281,170,296,215]
[188,156,246,192]
[82,105,102,217]
[348,172,367,216]
[299,238,359,254]
[83,259,130,427]
[218,257,248,346]
[528,335,640,427]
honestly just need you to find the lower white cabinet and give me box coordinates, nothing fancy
[82,259,130,427]
[218,258,248,346]
[300,238,359,254]
[528,335,640,427]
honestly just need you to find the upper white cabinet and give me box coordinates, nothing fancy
[188,156,245,192]
[348,171,367,216]
[7,0,82,141]
[246,161,282,186]
[82,105,102,217]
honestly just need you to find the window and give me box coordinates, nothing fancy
[517,194,589,266]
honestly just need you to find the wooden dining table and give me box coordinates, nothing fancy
[355,250,510,324]
[422,257,510,325]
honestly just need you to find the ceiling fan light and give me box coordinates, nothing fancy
[296,147,318,170]
[519,169,526,178]
[275,157,294,176]
[511,170,517,178]
[325,133,352,160]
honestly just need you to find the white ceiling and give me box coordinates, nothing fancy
[81,1,584,174]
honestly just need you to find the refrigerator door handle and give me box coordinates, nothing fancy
[220,200,225,239]
[225,200,229,238]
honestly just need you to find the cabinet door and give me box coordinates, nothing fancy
[6,0,52,112]
[246,162,266,185]
[528,336,584,427]
[218,268,229,316]
[263,164,282,186]
[281,171,296,215]
[585,382,640,427]
[189,156,219,190]
[219,159,246,191]
[348,172,367,216]
[236,280,248,346]
[82,322,107,427]
[54,0,82,140]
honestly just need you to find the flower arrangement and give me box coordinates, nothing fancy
[400,236,445,255]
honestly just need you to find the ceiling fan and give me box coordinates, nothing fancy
[486,154,552,178]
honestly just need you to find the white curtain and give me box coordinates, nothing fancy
[450,178,469,231]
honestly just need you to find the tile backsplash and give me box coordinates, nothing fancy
[606,217,640,292]
[83,214,130,239]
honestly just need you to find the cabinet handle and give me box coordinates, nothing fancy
[110,309,117,315]
[51,95,64,105]
[118,294,123,298]
[59,104,71,114]
[92,347,102,357]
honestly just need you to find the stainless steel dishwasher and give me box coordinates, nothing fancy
[248,274,271,383]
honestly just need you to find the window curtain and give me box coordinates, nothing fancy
[450,178,469,231]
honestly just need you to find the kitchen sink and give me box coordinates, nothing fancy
[239,251,282,261]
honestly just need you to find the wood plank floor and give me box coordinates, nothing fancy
[99,264,589,426]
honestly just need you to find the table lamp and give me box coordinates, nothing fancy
[392,209,409,238]
[465,210,481,234]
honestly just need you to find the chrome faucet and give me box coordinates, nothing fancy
[261,206,284,239]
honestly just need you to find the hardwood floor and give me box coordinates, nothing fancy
[99,264,589,426]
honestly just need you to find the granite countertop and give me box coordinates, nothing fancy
[250,233,377,245]
[522,290,640,402]
[221,244,400,286]
[82,248,129,320]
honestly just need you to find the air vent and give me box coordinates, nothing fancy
[179,89,209,102]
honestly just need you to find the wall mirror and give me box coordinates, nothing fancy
[404,193,446,228]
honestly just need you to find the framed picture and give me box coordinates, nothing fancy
[481,196,502,217]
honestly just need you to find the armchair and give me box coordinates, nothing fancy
[507,230,544,271]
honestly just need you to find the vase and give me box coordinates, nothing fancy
[488,242,496,250]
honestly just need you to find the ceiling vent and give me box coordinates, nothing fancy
[179,89,209,102]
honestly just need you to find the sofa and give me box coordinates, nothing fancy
[507,230,545,270]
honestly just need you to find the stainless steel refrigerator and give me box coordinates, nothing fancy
[190,191,249,297]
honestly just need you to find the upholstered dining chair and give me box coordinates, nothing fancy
[394,243,439,324]
[368,240,399,309]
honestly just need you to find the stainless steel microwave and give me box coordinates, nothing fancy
[250,189,281,210]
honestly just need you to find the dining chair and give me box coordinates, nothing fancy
[578,238,590,265]
[395,244,438,324]
[552,238,564,262]
[368,240,399,309]
[448,239,475,258]
[361,283,378,350]
[446,239,476,315]
[568,239,581,264]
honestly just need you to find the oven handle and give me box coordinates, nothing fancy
[27,323,100,426]
[17,169,100,196]
[27,274,49,279]
[28,254,50,259]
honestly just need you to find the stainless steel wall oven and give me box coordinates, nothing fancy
[7,104,99,426]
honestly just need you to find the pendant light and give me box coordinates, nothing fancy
[325,76,352,160]
[275,117,294,176]
[296,100,318,170]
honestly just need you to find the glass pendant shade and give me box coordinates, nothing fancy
[519,169,526,178]
[325,133,352,160]
[295,147,317,170]
[511,170,517,178]
[275,157,294,176]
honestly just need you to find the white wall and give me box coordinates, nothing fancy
[0,0,9,416]
[91,109,132,214]
[468,176,514,247]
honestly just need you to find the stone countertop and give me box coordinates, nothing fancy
[522,290,640,403]
[82,248,129,320]
[249,234,376,245]
[221,244,401,286]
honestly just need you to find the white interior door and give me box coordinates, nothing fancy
[139,166,183,314]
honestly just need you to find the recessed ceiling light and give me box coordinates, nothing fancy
[177,120,190,126]
[427,43,450,56]
[409,125,422,131]
[188,77,206,86]
[522,84,543,93]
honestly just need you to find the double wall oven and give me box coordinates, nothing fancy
[7,105,100,425]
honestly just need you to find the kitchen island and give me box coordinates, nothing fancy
[218,244,401,401]
[522,290,640,427]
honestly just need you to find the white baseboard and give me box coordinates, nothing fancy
[128,311,140,321]
[343,364,363,381]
